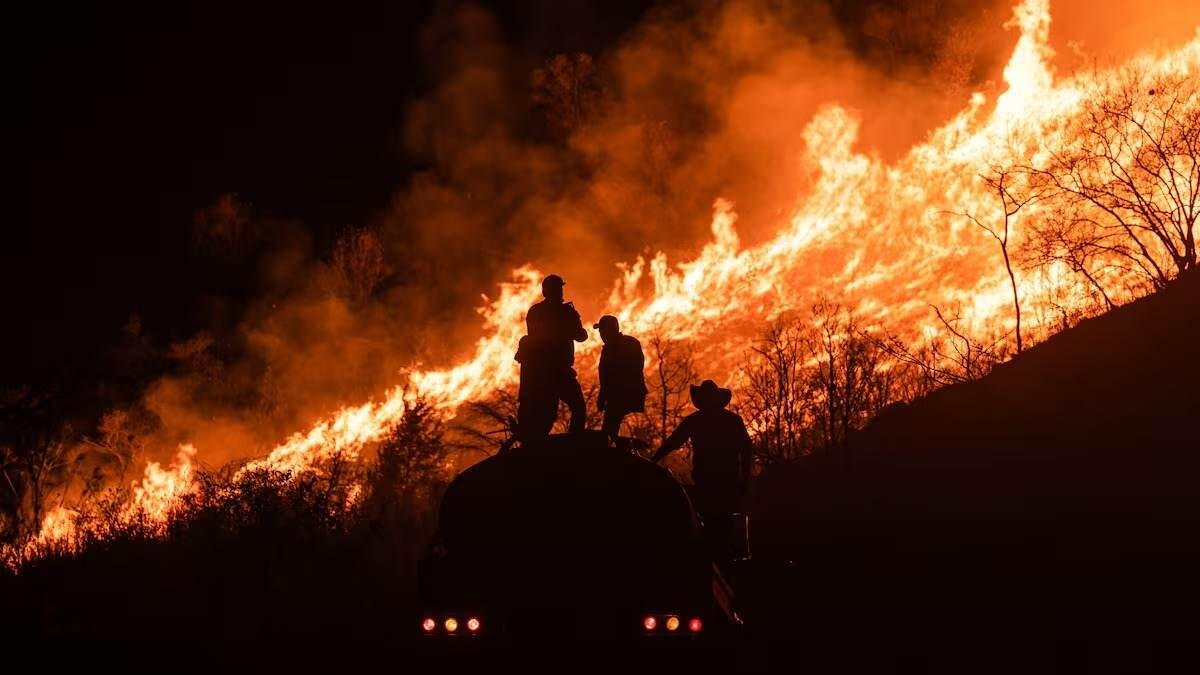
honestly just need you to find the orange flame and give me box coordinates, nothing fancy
[9,0,1199,564]
[29,506,80,551]
[122,444,198,529]
[6,445,198,566]
[147,0,1200,487]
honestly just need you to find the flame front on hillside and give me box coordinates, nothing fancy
[9,0,1197,566]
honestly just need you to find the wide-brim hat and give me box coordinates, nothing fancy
[690,379,732,410]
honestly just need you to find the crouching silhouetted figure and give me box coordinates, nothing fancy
[594,314,647,445]
[516,274,588,440]
[652,380,753,559]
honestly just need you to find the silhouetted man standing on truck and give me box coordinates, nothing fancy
[652,380,753,522]
[516,274,588,439]
[594,314,647,443]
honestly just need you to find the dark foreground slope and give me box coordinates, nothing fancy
[747,269,1200,671]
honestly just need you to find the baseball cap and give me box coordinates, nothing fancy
[593,314,619,330]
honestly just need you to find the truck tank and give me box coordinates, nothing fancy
[417,431,739,642]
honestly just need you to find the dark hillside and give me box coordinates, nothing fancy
[748,269,1200,671]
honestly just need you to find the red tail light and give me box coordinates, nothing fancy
[422,617,437,633]
[466,617,481,632]
[689,617,703,633]
[643,615,658,631]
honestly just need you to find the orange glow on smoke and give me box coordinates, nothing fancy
[8,0,1198,564]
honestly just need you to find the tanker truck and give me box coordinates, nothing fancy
[417,431,741,643]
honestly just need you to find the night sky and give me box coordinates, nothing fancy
[18,1,652,385]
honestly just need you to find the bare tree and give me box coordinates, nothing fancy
[0,444,24,543]
[741,315,813,464]
[530,53,602,135]
[954,167,1041,353]
[636,332,696,447]
[453,388,520,455]
[872,304,1010,388]
[809,300,900,448]
[330,226,388,305]
[0,385,78,543]
[741,302,907,459]
[1021,204,1120,312]
[83,407,154,485]
[1020,69,1199,297]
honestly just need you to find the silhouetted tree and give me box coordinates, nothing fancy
[454,388,520,454]
[642,332,696,447]
[330,226,388,305]
[0,384,77,544]
[873,305,1010,388]
[531,53,602,135]
[1019,69,1199,299]
[83,407,155,485]
[955,167,1041,353]
[741,315,814,463]
[742,302,911,459]
[363,399,448,524]
[809,300,897,448]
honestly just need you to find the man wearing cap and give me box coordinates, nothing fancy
[652,380,753,521]
[594,314,647,444]
[517,274,588,437]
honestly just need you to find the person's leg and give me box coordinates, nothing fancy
[695,480,740,560]
[561,369,587,434]
[601,407,624,440]
[517,393,555,441]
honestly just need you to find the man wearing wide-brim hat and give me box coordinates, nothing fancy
[652,379,753,520]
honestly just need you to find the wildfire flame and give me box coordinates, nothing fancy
[123,444,198,529]
[13,445,197,564]
[10,0,1198,563]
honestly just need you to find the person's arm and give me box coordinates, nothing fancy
[565,302,587,342]
[652,416,692,463]
[596,351,608,410]
[633,338,648,394]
